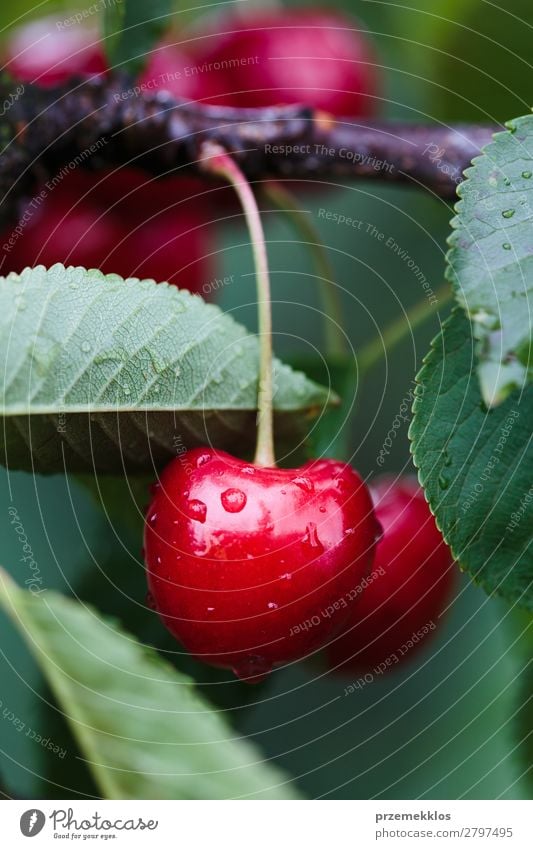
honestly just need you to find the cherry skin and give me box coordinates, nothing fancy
[144,448,380,681]
[326,477,455,675]
[5,17,106,86]
[186,9,380,116]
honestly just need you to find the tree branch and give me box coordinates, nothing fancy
[0,74,496,226]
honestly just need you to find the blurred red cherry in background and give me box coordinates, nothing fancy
[184,8,380,115]
[5,16,106,86]
[326,477,456,676]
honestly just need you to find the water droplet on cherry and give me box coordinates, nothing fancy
[303,522,323,549]
[185,499,207,523]
[292,476,314,493]
[221,488,247,513]
[196,453,211,467]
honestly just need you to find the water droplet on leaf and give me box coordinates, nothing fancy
[438,472,450,490]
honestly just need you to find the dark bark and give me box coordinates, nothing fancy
[0,74,497,226]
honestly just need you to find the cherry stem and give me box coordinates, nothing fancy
[200,141,275,467]
[357,282,454,375]
[262,182,347,359]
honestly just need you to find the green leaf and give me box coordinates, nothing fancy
[0,265,332,474]
[447,115,533,406]
[425,0,533,124]
[103,0,173,75]
[410,309,532,610]
[0,568,300,799]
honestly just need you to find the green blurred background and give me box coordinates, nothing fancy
[0,0,531,799]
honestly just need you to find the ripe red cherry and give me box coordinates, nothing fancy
[187,9,380,115]
[144,448,379,681]
[326,477,455,675]
[5,17,106,86]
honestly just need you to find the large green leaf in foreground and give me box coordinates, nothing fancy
[410,310,532,610]
[0,265,332,473]
[447,115,533,406]
[0,569,300,799]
